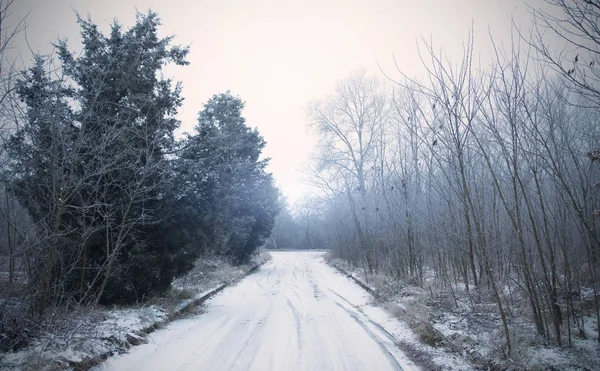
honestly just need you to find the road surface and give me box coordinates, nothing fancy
[95,251,417,371]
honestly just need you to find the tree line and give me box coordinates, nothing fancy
[304,0,600,354]
[0,10,279,316]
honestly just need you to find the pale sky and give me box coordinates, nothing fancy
[11,0,542,203]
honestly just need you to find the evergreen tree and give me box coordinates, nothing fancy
[7,11,190,310]
[174,92,279,263]
[6,57,79,313]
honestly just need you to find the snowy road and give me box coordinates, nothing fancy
[95,251,418,371]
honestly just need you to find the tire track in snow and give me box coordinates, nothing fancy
[333,302,404,371]
[94,251,417,371]
[327,288,399,345]
[285,297,304,352]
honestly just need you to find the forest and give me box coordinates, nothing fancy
[0,0,599,367]
[271,0,600,355]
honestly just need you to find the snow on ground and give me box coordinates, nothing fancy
[328,257,600,370]
[0,305,168,370]
[0,252,269,370]
[94,251,423,371]
[522,315,600,370]
[327,258,474,371]
[5,250,595,370]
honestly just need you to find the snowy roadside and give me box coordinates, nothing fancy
[0,250,271,371]
[326,255,600,371]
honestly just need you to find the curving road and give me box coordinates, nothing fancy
[95,251,417,371]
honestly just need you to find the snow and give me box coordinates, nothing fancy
[0,305,169,370]
[328,258,600,370]
[93,251,419,371]
[328,259,478,370]
[173,285,226,313]
[523,315,600,370]
[16,250,596,370]
[0,254,267,370]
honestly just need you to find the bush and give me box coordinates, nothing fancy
[0,298,38,352]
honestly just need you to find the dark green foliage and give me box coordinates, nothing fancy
[175,92,280,264]
[6,11,279,311]
[7,11,192,309]
[54,12,190,305]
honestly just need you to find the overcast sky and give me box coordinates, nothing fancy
[11,0,546,203]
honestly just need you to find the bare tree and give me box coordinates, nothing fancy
[0,0,28,288]
[532,0,600,342]
[532,0,600,106]
[307,70,389,274]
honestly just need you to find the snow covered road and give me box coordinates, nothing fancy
[95,251,418,371]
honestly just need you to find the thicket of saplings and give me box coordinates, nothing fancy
[302,4,600,358]
[0,11,279,352]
